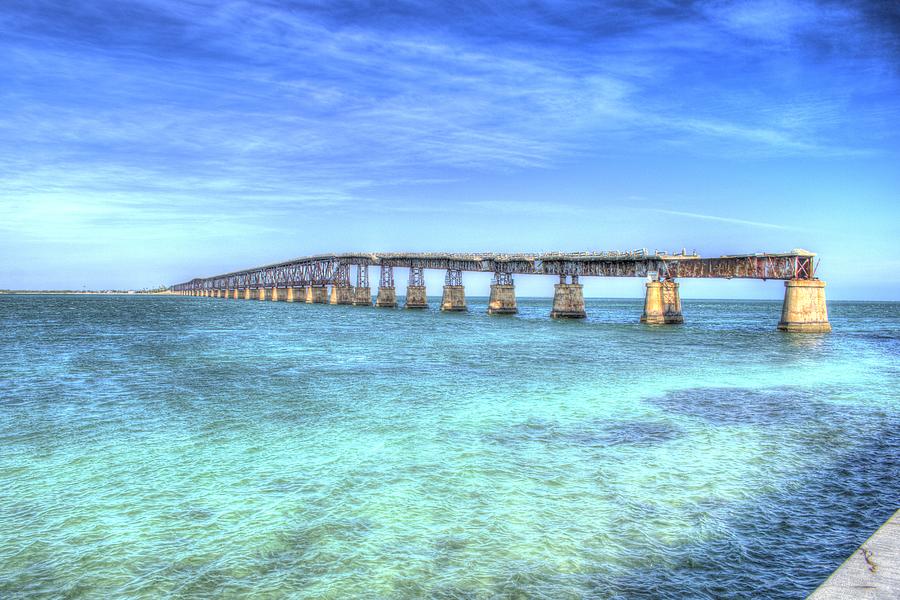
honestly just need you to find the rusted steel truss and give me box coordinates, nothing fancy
[172,251,817,292]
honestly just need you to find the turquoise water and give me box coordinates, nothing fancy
[1,294,898,599]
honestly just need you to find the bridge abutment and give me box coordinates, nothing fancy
[641,280,683,324]
[551,275,586,319]
[778,279,831,333]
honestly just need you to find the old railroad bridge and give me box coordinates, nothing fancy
[172,249,831,332]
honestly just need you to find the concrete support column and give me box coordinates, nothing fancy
[778,279,831,333]
[487,284,517,315]
[640,280,684,324]
[257,288,267,301]
[376,287,397,307]
[551,275,586,319]
[243,288,252,300]
[375,265,398,307]
[441,286,467,311]
[441,269,466,311]
[353,287,372,306]
[406,286,428,309]
[330,285,354,305]
[406,266,428,309]
[233,289,239,300]
[286,287,295,303]
[487,272,516,315]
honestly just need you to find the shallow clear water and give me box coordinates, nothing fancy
[0,294,898,599]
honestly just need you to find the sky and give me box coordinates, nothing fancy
[0,0,898,298]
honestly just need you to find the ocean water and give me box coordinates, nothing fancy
[0,294,898,599]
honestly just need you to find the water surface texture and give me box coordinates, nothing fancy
[1,295,898,599]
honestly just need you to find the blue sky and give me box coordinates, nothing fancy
[1,1,898,298]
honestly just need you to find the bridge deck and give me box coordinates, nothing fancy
[173,249,817,291]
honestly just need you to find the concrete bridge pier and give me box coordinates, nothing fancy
[330,285,354,305]
[285,287,296,302]
[353,287,372,306]
[376,287,397,307]
[330,264,354,305]
[375,265,397,307]
[551,274,586,319]
[640,279,684,324]
[232,289,239,300]
[353,265,372,306]
[243,288,252,300]
[441,269,467,311]
[309,286,328,304]
[488,272,517,315]
[406,266,428,309]
[257,288,267,301]
[778,279,831,332]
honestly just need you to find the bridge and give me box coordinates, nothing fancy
[171,249,831,332]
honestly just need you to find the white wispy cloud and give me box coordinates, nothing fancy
[650,209,798,230]
[0,0,896,283]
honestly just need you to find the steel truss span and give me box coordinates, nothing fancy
[171,250,818,292]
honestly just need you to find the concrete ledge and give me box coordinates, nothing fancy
[809,509,900,599]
